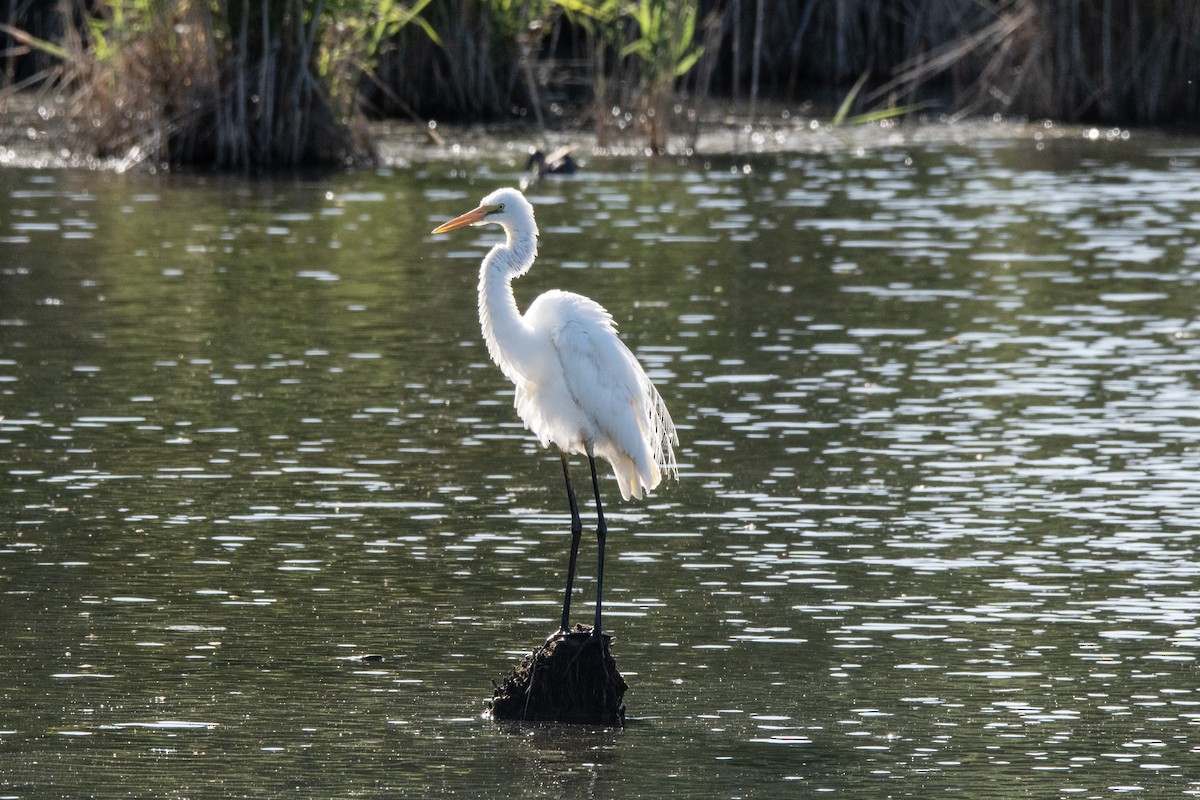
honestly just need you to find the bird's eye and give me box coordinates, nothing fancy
[495,203,504,213]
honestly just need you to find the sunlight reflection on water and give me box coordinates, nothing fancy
[3,131,1200,795]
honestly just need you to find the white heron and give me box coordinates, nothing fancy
[431,187,678,638]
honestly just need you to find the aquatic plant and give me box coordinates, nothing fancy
[402,0,1198,134]
[7,0,436,170]
[622,0,704,151]
[4,0,1198,169]
[367,0,544,123]
[713,0,1200,125]
[532,0,708,151]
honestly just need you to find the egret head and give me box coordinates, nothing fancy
[431,187,536,237]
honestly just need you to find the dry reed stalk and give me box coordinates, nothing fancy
[41,0,215,167]
[19,0,379,170]
[748,0,1198,125]
[370,1,527,122]
[8,0,1200,165]
[868,0,1037,110]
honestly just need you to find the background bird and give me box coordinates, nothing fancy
[521,146,580,189]
[431,187,678,638]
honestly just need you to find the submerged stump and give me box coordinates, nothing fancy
[487,624,627,726]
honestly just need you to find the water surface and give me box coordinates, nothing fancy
[3,126,1200,796]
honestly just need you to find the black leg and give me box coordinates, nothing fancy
[587,451,607,638]
[559,452,584,633]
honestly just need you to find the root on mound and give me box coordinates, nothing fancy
[488,624,627,725]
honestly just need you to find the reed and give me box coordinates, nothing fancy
[6,0,435,170]
[621,0,704,151]
[1014,0,1199,123]
[369,1,522,122]
[377,0,1197,134]
[4,1,1197,169]
[1,0,63,88]
[368,0,710,150]
[710,0,1199,125]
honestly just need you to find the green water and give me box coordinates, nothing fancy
[3,129,1200,797]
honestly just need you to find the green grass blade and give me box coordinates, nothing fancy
[0,23,68,61]
[832,70,870,127]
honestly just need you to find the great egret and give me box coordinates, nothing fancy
[431,187,678,638]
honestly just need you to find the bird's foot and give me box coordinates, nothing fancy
[548,622,609,645]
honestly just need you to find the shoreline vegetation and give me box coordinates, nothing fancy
[1,1,1197,172]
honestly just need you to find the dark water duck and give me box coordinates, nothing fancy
[523,146,580,188]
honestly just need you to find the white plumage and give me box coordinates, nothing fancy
[518,290,676,500]
[432,187,678,635]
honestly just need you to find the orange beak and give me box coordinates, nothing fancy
[431,203,500,234]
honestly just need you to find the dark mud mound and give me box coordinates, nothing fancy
[487,625,627,726]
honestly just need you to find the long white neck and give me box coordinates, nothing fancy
[478,222,539,382]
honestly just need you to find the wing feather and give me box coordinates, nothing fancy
[539,292,677,499]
